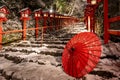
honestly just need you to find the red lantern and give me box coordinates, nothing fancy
[50,12,55,18]
[0,5,9,21]
[34,8,42,19]
[34,8,42,38]
[19,8,31,20]
[43,10,49,18]
[19,8,31,40]
[91,0,97,5]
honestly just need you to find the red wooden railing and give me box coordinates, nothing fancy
[84,0,101,32]
[104,0,120,43]
[0,12,79,50]
[85,0,120,44]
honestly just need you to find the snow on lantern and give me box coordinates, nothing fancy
[0,5,9,21]
[50,12,55,18]
[34,8,42,19]
[19,8,31,20]
[43,10,49,18]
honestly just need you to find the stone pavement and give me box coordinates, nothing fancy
[0,22,120,80]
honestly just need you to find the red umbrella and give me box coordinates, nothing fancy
[62,32,101,79]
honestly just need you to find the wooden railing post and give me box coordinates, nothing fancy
[87,0,91,3]
[58,16,60,29]
[88,16,91,32]
[104,0,109,44]
[43,18,47,32]
[0,21,2,50]
[22,20,27,40]
[41,27,44,46]
[35,18,39,38]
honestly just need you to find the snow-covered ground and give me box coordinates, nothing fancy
[0,22,120,80]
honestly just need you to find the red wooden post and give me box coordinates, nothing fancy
[23,20,27,40]
[85,17,88,30]
[0,5,9,50]
[50,16,52,27]
[58,15,61,29]
[61,15,63,27]
[55,14,58,30]
[35,18,39,38]
[34,9,42,38]
[43,18,47,32]
[59,15,62,29]
[90,15,92,32]
[19,8,31,40]
[0,21,2,49]
[88,16,91,32]
[93,17,95,32]
[87,0,91,3]
[104,0,109,44]
[49,12,55,30]
[43,11,49,32]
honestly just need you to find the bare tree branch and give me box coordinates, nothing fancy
[37,0,46,7]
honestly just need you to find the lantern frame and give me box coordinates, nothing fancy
[91,0,97,5]
[34,8,42,18]
[19,8,31,20]
[0,5,9,21]
[43,10,49,18]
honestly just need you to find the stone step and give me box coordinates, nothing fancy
[34,38,70,42]
[0,75,6,80]
[45,44,65,49]
[0,61,73,80]
[0,57,15,80]
[13,43,65,49]
[108,43,120,57]
[58,38,71,41]
[43,37,71,41]
[31,41,68,45]
[0,56,73,80]
[0,51,61,66]
[57,33,77,38]
[3,47,63,56]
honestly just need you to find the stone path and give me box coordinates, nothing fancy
[0,22,120,80]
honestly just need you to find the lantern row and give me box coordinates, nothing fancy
[0,5,77,21]
[0,5,79,49]
[19,7,75,21]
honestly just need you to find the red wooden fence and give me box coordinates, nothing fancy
[104,0,120,43]
[85,0,120,44]
[0,12,79,50]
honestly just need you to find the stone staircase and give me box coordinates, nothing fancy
[0,22,87,80]
[1,22,119,80]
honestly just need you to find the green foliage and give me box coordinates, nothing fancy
[2,33,22,44]
[54,0,69,13]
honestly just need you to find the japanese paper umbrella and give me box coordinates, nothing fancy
[62,32,101,79]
